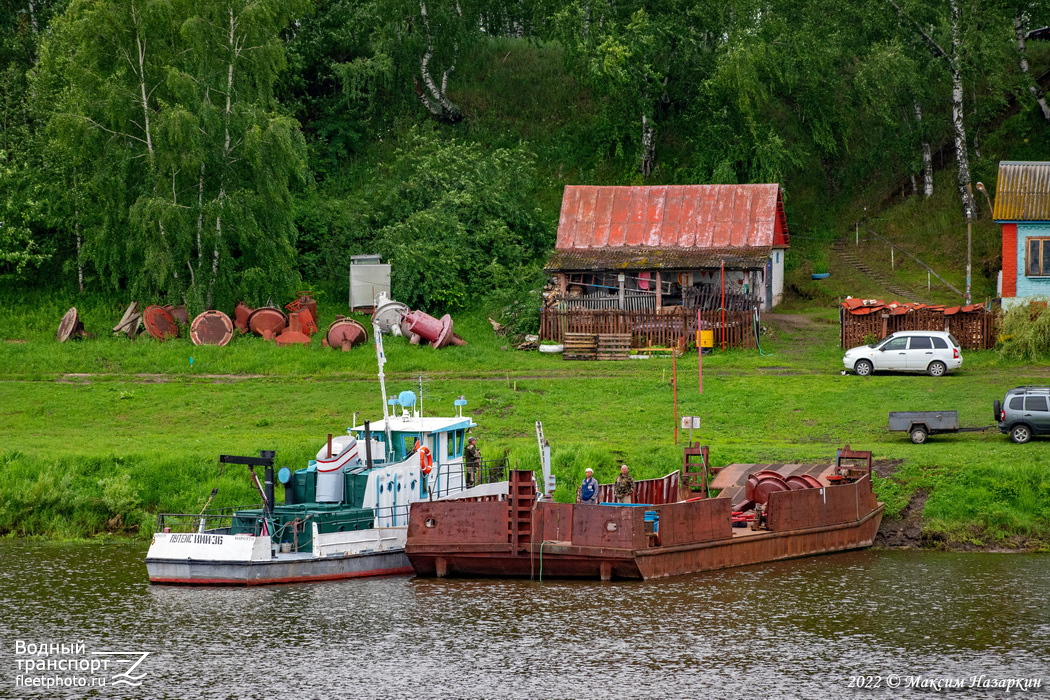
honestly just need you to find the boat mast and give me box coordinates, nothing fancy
[536,421,552,499]
[418,374,424,419]
[373,322,393,461]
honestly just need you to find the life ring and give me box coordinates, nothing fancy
[419,446,433,475]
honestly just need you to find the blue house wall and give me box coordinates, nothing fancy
[1015,222,1050,300]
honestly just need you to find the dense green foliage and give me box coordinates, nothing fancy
[31,0,308,309]
[998,302,1050,360]
[0,0,1046,313]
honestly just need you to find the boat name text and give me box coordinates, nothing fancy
[168,534,224,545]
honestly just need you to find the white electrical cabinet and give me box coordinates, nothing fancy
[348,255,391,309]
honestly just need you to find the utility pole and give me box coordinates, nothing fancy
[965,183,973,305]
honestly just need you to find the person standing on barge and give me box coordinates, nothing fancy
[614,464,634,504]
[578,468,599,504]
[464,436,481,487]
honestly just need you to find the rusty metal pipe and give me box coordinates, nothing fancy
[364,421,373,470]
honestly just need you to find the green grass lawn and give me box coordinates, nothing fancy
[1,290,1048,549]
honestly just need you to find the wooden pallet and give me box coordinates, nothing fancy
[596,333,631,360]
[563,333,597,360]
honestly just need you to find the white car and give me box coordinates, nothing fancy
[843,330,962,377]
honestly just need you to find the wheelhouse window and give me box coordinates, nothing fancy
[1026,238,1050,277]
[396,433,421,461]
[448,429,464,458]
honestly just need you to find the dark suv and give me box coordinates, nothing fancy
[995,386,1050,443]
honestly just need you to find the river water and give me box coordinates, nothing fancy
[0,542,1047,699]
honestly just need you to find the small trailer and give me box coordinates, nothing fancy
[887,411,992,444]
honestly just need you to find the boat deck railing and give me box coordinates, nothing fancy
[429,457,509,499]
[154,504,263,534]
[155,501,419,539]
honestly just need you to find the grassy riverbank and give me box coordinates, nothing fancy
[1,293,1048,549]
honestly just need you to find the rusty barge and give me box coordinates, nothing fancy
[406,446,884,581]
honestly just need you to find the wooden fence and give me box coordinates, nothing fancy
[562,292,656,311]
[540,308,757,349]
[839,308,997,350]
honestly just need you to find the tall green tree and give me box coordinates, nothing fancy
[1011,1,1049,121]
[884,0,1015,219]
[555,0,727,178]
[365,128,548,310]
[372,0,497,124]
[280,0,394,170]
[35,0,307,306]
[0,0,65,280]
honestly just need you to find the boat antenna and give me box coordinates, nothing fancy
[197,487,218,533]
[418,374,424,418]
[373,321,393,461]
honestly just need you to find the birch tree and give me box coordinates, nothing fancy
[555,0,723,178]
[371,0,484,124]
[1013,4,1050,122]
[34,0,177,293]
[886,0,978,219]
[35,0,306,306]
[854,40,939,197]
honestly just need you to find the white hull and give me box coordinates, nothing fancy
[146,528,409,586]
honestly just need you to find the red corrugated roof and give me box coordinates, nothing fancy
[840,299,985,316]
[546,247,772,272]
[554,185,789,256]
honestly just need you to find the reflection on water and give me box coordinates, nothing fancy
[0,542,1047,699]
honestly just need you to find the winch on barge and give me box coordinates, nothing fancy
[405,445,884,581]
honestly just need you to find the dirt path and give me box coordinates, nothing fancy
[876,489,929,548]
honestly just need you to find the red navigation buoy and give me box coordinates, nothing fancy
[247,307,287,341]
[325,318,369,351]
[57,307,88,342]
[233,302,254,334]
[274,311,312,346]
[143,305,179,341]
[190,310,234,347]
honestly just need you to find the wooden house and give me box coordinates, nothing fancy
[541,184,789,348]
[995,161,1050,309]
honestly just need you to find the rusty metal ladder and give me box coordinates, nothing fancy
[507,470,535,552]
[682,444,714,497]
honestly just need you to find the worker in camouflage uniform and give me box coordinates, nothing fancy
[464,436,481,487]
[613,464,634,503]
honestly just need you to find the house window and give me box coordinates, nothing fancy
[1026,238,1050,277]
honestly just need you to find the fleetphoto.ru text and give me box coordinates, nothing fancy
[13,640,150,690]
